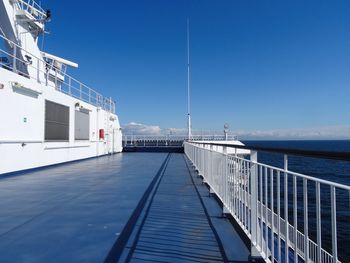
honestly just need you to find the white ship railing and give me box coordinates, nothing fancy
[0,33,116,113]
[184,142,350,263]
[122,134,238,146]
[16,0,47,21]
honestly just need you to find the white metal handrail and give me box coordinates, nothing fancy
[184,142,349,263]
[16,0,47,20]
[122,134,238,147]
[0,33,116,113]
[122,134,238,143]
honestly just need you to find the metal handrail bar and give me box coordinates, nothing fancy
[0,140,43,144]
[0,33,41,61]
[184,142,347,263]
[189,141,350,162]
[256,199,336,262]
[0,32,115,113]
[17,0,46,17]
[0,47,29,66]
[123,134,235,137]
[232,152,350,191]
[122,134,237,140]
[0,54,111,111]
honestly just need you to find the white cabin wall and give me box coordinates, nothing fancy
[113,115,123,152]
[0,68,122,175]
[0,74,44,141]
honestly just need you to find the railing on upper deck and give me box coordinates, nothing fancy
[184,142,350,263]
[122,134,238,147]
[16,0,47,21]
[0,32,116,113]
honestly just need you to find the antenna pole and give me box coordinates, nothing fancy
[187,18,191,140]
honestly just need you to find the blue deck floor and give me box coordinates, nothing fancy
[0,153,249,263]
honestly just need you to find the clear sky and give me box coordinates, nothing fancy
[42,0,350,137]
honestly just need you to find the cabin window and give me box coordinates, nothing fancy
[75,109,89,140]
[44,100,70,141]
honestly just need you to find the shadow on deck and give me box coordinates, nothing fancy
[0,152,250,263]
[114,153,250,263]
[123,146,184,153]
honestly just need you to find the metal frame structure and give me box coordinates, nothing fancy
[16,0,47,21]
[0,33,116,113]
[184,142,350,263]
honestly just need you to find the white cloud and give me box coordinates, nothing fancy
[122,122,162,135]
[122,122,187,135]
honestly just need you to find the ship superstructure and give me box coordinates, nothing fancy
[0,0,122,175]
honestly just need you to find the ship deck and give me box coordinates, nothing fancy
[0,153,249,263]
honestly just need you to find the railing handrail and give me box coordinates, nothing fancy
[184,142,348,263]
[189,141,350,162]
[0,30,115,113]
[17,0,46,18]
[229,148,350,191]
[122,134,237,139]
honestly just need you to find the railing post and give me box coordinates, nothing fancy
[223,146,230,214]
[37,58,40,82]
[12,45,17,73]
[303,178,309,262]
[55,69,58,89]
[316,182,322,263]
[284,154,289,263]
[284,154,288,170]
[209,145,214,193]
[46,63,51,86]
[68,77,71,95]
[250,150,262,259]
[330,186,338,263]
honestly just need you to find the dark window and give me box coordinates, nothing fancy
[75,109,89,140]
[45,100,69,141]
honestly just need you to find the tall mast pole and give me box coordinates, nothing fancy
[187,18,191,140]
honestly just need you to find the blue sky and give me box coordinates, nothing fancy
[42,1,350,137]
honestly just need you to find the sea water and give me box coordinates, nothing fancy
[243,140,350,262]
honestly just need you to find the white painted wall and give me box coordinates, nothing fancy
[0,68,123,175]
